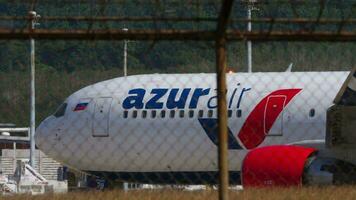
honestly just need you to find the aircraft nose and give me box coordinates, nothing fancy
[35,116,55,152]
[35,124,44,149]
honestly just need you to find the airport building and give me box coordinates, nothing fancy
[0,123,67,193]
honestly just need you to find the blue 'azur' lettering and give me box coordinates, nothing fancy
[167,88,191,109]
[145,88,168,109]
[122,89,145,109]
[189,88,210,108]
[122,86,249,110]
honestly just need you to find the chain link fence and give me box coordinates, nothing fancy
[0,0,355,195]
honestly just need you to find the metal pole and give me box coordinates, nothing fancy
[247,6,252,73]
[29,11,39,167]
[123,40,127,77]
[30,23,36,167]
[123,28,129,191]
[13,142,16,173]
[123,28,128,77]
[216,37,229,200]
[123,27,129,191]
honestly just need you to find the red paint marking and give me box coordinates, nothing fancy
[238,89,302,149]
[242,145,316,187]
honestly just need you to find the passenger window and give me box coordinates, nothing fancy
[142,110,147,118]
[179,110,184,118]
[132,110,137,118]
[151,110,157,118]
[198,110,204,118]
[208,110,213,118]
[189,110,194,118]
[123,110,128,118]
[170,110,175,118]
[228,110,232,118]
[161,110,166,118]
[309,109,315,118]
[237,110,242,118]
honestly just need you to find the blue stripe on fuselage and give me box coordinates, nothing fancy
[198,118,242,150]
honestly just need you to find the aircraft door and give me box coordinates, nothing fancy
[264,95,287,136]
[92,97,113,137]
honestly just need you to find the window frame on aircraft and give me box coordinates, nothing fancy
[198,110,204,118]
[161,110,166,118]
[237,109,242,118]
[309,108,315,118]
[170,110,175,118]
[151,110,157,118]
[228,110,232,118]
[132,110,138,118]
[123,110,128,118]
[189,110,194,118]
[179,110,184,118]
[208,110,213,118]
[54,103,67,118]
[142,110,147,118]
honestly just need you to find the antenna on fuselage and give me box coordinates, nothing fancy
[285,63,293,72]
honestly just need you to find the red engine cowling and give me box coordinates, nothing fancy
[241,145,317,187]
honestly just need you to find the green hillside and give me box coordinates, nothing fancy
[0,41,354,126]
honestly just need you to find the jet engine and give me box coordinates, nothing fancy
[241,145,356,187]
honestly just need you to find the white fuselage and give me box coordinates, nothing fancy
[35,72,348,175]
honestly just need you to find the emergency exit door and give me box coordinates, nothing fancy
[264,95,287,136]
[92,97,113,137]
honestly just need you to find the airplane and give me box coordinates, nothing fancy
[35,68,356,187]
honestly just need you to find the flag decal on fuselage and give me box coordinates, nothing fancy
[74,102,89,111]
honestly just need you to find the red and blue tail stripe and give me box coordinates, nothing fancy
[199,88,302,149]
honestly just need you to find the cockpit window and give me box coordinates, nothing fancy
[54,103,67,118]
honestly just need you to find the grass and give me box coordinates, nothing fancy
[2,187,356,200]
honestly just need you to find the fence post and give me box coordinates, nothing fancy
[216,1,234,199]
[216,36,229,200]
